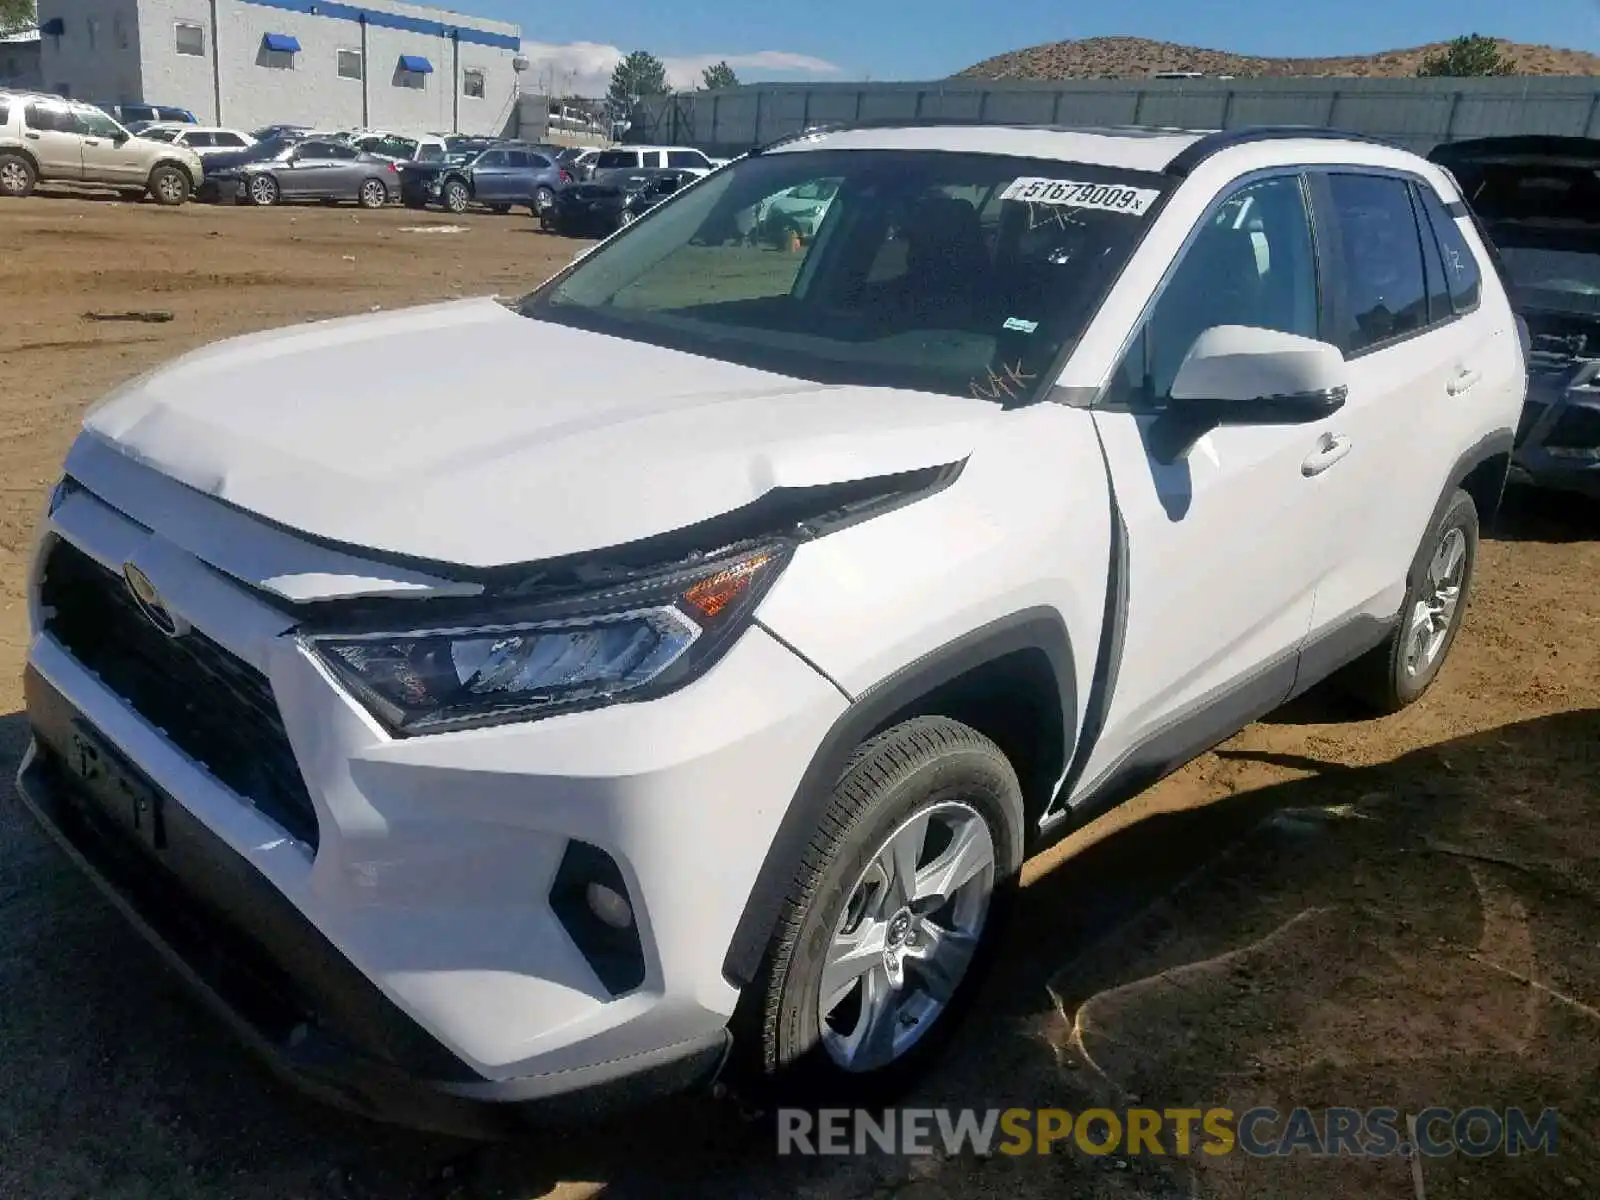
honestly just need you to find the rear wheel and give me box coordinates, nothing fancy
[732,716,1023,1105]
[358,178,388,209]
[533,185,555,214]
[1345,488,1479,713]
[442,179,470,214]
[0,152,35,197]
[149,163,189,206]
[246,173,280,207]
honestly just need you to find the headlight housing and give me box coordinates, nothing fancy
[304,542,789,737]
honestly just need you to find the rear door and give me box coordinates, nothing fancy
[1298,170,1500,646]
[22,101,84,180]
[1071,171,1335,801]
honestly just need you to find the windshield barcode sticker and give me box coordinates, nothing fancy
[1000,178,1160,215]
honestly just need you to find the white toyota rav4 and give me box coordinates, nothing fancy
[17,124,1523,1134]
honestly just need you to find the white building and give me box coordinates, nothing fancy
[35,0,524,135]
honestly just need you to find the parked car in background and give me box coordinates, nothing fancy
[591,145,718,181]
[350,131,449,166]
[250,124,314,143]
[100,103,197,127]
[399,143,569,215]
[138,124,256,159]
[203,138,397,208]
[1430,136,1600,499]
[545,167,694,236]
[556,146,603,182]
[0,90,202,203]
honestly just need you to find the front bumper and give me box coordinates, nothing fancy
[19,477,849,1131]
[1512,371,1600,498]
[15,671,729,1137]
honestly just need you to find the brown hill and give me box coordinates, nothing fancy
[957,35,1600,80]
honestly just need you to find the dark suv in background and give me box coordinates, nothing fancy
[1433,136,1600,499]
[399,143,569,215]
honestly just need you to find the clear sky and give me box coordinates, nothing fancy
[465,0,1600,95]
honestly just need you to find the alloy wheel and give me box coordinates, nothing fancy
[249,176,277,206]
[0,160,29,195]
[157,172,185,203]
[1404,527,1467,676]
[818,801,995,1073]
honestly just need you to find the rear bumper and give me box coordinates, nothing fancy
[14,668,729,1139]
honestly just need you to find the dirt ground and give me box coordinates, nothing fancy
[1,195,1598,1200]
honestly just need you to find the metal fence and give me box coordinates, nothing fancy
[633,76,1600,156]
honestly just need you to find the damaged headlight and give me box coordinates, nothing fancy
[305,543,789,736]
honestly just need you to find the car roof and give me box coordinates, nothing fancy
[763,122,1437,180]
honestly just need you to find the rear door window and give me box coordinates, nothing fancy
[1414,184,1483,315]
[667,150,707,170]
[212,132,247,148]
[595,150,637,170]
[25,102,78,133]
[1323,173,1430,355]
[0,101,10,127]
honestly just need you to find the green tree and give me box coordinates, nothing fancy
[1417,34,1515,77]
[701,61,739,90]
[0,0,36,34]
[607,50,669,110]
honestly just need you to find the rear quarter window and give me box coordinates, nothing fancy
[1415,184,1483,315]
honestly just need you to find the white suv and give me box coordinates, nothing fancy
[16,124,1522,1134]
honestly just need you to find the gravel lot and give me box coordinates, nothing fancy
[1,195,1597,1200]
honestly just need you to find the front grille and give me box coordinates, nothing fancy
[39,539,319,849]
[1547,404,1600,451]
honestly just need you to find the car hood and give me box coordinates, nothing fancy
[82,297,996,568]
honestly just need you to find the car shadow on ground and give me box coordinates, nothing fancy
[2,706,1598,1199]
[1491,485,1600,544]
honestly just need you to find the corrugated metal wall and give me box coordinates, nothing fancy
[638,76,1600,156]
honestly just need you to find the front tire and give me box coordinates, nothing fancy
[149,163,190,206]
[733,716,1023,1104]
[1345,488,1479,713]
[442,179,470,214]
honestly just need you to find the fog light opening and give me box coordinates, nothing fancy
[585,881,634,931]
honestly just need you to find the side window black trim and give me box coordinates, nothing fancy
[1094,167,1320,414]
[1307,165,1461,362]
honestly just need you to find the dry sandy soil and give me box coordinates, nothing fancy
[1,194,1599,1200]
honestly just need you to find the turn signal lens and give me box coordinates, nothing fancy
[681,552,773,619]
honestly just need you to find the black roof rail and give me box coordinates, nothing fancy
[1162,126,1399,177]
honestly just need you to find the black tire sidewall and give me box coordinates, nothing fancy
[150,165,188,205]
[764,725,1023,1101]
[1392,490,1479,704]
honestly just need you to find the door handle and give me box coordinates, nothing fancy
[24,131,40,139]
[1447,367,1483,396]
[1302,433,1353,477]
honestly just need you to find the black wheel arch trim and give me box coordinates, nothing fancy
[720,607,1077,988]
[1422,428,1512,569]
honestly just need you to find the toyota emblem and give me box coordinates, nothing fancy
[122,562,187,638]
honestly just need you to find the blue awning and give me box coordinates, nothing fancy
[398,55,434,74]
[262,33,301,53]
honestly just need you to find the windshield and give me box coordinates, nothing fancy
[520,149,1168,400]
